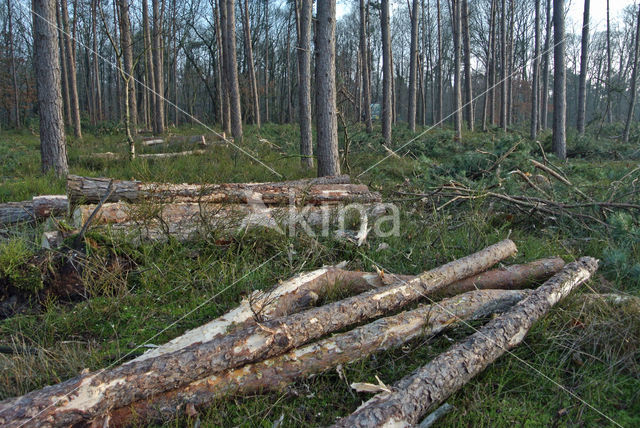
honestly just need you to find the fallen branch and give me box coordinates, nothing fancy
[0,240,516,427]
[332,257,598,427]
[96,289,529,426]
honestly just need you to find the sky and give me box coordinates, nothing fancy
[337,0,638,34]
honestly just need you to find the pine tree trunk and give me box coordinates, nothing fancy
[91,0,103,123]
[33,0,69,177]
[7,0,20,127]
[500,0,507,131]
[531,0,541,139]
[222,0,243,142]
[462,0,473,131]
[552,0,567,160]
[332,258,598,428]
[264,0,270,123]
[606,0,613,123]
[118,0,137,134]
[623,3,640,142]
[360,0,373,133]
[577,0,590,134]
[381,0,393,143]
[295,0,313,168]
[541,0,551,129]
[452,0,463,139]
[60,0,82,138]
[55,1,72,127]
[315,0,341,176]
[482,0,496,131]
[152,0,165,134]
[408,0,419,132]
[142,0,154,131]
[436,0,443,126]
[242,0,260,128]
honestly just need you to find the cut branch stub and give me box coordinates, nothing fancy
[0,239,516,427]
[331,257,599,428]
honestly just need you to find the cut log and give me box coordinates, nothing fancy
[0,196,68,225]
[66,174,355,204]
[141,135,207,147]
[0,240,516,427]
[137,149,209,159]
[99,289,530,426]
[331,257,598,428]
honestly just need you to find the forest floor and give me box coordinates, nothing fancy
[1,121,639,427]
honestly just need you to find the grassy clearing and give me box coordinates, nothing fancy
[0,122,639,426]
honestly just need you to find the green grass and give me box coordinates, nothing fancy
[0,121,639,427]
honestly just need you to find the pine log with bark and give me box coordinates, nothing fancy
[0,196,69,225]
[96,289,530,426]
[66,175,358,205]
[332,257,598,427]
[0,240,516,427]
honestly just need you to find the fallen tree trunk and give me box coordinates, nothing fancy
[137,149,210,159]
[332,257,598,428]
[71,203,390,242]
[99,289,530,426]
[141,135,207,147]
[0,240,516,427]
[67,174,357,205]
[0,196,68,225]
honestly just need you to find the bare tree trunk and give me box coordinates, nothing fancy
[214,1,230,135]
[451,0,463,139]
[32,0,69,177]
[295,0,313,168]
[577,0,590,134]
[142,0,154,131]
[55,1,72,127]
[506,0,514,126]
[531,0,541,139]
[91,0,103,123]
[7,0,20,127]
[316,0,340,176]
[623,3,640,142]
[118,0,137,134]
[332,258,598,428]
[221,0,243,142]
[482,0,496,130]
[241,0,260,128]
[60,0,82,138]
[500,0,507,130]
[606,0,613,123]
[0,241,516,428]
[360,0,373,133]
[408,0,419,131]
[264,0,270,123]
[381,0,392,144]
[552,0,567,160]
[152,0,165,134]
[462,0,473,131]
[541,0,551,129]
[436,0,443,125]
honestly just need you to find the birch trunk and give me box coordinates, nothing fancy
[332,257,598,427]
[0,241,516,427]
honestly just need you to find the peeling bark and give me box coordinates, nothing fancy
[332,257,598,427]
[100,289,530,426]
[67,175,355,205]
[0,196,68,225]
[0,240,516,427]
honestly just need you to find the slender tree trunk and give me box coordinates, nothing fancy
[381,0,392,144]
[32,0,69,177]
[552,0,567,160]
[360,0,373,133]
[462,0,473,130]
[152,0,165,134]
[296,0,313,168]
[143,0,154,131]
[241,0,260,128]
[623,4,640,143]
[214,1,230,135]
[541,0,551,129]
[221,0,243,142]
[500,0,507,130]
[60,0,82,138]
[576,0,590,134]
[7,0,20,127]
[506,0,514,126]
[264,0,270,123]
[91,0,103,123]
[315,0,340,176]
[451,0,463,139]
[56,1,72,127]
[172,0,178,125]
[482,0,496,131]
[436,0,443,125]
[118,0,137,134]
[531,0,541,139]
[606,0,613,123]
[408,0,419,131]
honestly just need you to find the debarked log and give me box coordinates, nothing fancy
[137,149,210,159]
[100,289,530,426]
[0,240,516,427]
[67,174,356,205]
[332,257,599,428]
[0,196,68,225]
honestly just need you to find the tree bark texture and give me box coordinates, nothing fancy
[531,0,541,139]
[118,0,137,131]
[576,0,590,134]
[461,0,473,131]
[541,0,552,129]
[0,241,516,427]
[451,0,463,139]
[95,289,530,426]
[315,0,340,177]
[331,257,598,427]
[500,0,507,131]
[381,0,393,143]
[241,0,260,128]
[152,0,165,134]
[552,0,567,160]
[296,0,313,168]
[66,175,359,205]
[60,0,82,138]
[221,0,243,142]
[359,0,372,133]
[0,196,69,225]
[32,0,69,177]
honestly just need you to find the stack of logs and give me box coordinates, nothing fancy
[67,174,386,242]
[0,240,599,427]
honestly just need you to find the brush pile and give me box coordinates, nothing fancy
[0,240,599,427]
